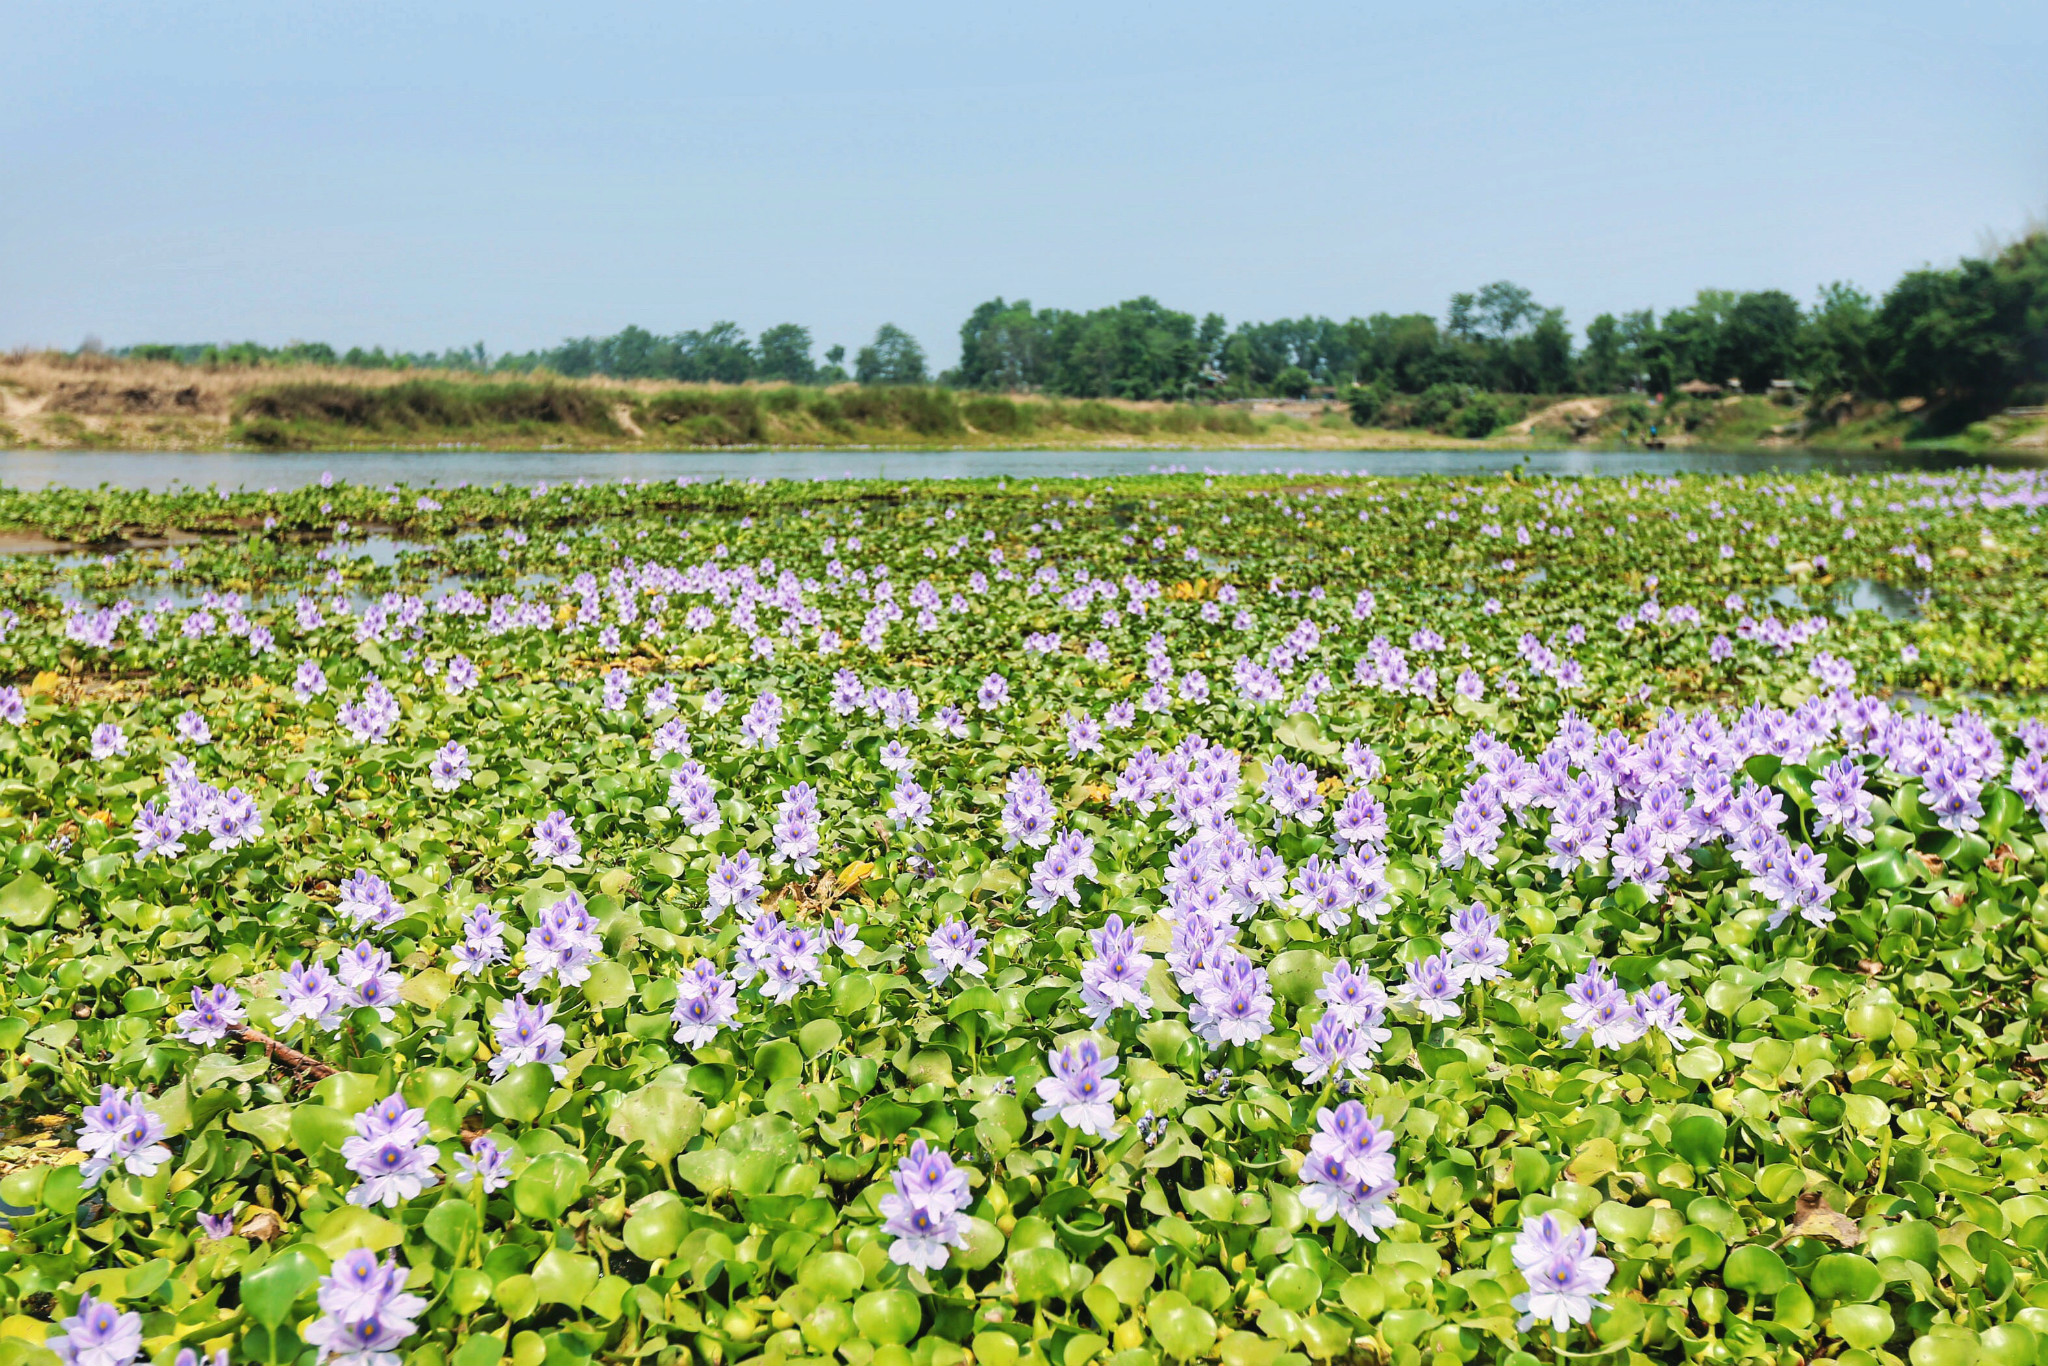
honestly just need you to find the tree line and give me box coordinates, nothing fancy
[121,230,2047,420]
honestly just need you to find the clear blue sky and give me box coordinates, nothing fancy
[4,0,2042,366]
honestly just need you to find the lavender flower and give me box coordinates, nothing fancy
[879,1140,974,1271]
[1297,1101,1397,1238]
[923,919,987,986]
[46,1294,143,1366]
[527,809,583,868]
[173,984,245,1046]
[75,1086,172,1188]
[429,740,471,792]
[341,1094,440,1207]
[670,959,738,1047]
[304,1249,427,1366]
[1033,1039,1121,1137]
[1512,1213,1613,1332]
[451,1136,511,1193]
[490,994,568,1078]
[1394,955,1463,1022]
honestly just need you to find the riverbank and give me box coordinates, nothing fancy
[3,352,2042,456]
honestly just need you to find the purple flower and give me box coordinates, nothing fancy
[880,1141,974,1271]
[670,960,738,1048]
[706,851,766,921]
[1394,955,1462,1023]
[528,809,583,868]
[1512,1214,1613,1332]
[1033,1039,1121,1137]
[490,994,567,1078]
[342,1096,440,1208]
[75,1086,172,1188]
[1297,1101,1397,1238]
[195,1211,237,1241]
[452,1135,511,1193]
[429,740,471,792]
[923,920,987,986]
[279,960,346,1034]
[91,722,128,761]
[46,1293,143,1366]
[305,1249,427,1366]
[174,984,245,1046]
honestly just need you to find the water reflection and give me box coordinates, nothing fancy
[1766,577,1922,621]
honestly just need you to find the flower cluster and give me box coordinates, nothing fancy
[341,1093,440,1208]
[1297,1100,1397,1237]
[879,1140,975,1271]
[305,1249,428,1366]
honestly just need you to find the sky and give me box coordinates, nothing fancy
[3,0,2043,368]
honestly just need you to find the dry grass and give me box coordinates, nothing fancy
[0,350,1476,453]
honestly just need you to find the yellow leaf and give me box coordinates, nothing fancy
[837,861,877,892]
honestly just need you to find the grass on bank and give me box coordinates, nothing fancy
[230,379,1272,450]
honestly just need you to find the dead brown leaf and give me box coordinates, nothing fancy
[1775,1189,1862,1247]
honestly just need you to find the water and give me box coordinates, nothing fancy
[1766,578,1923,621]
[0,444,2031,492]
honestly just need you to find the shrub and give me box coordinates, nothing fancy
[1456,397,1503,438]
[642,390,767,443]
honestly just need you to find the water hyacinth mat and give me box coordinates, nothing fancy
[0,468,2046,1366]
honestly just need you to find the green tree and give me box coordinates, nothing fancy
[1273,366,1313,398]
[956,299,1058,391]
[1579,314,1624,392]
[756,324,817,383]
[1715,290,1802,394]
[854,325,928,385]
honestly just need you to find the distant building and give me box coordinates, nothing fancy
[1677,379,1722,397]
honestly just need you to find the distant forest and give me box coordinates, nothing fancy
[122,231,2048,420]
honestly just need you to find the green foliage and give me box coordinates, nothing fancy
[854,323,929,386]
[2,466,2048,1366]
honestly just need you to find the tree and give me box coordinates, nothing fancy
[1526,308,1575,393]
[854,325,928,385]
[1716,291,1802,394]
[956,299,1058,391]
[1448,282,1538,343]
[757,324,817,384]
[1797,283,1876,396]
[1273,366,1313,398]
[1579,314,1624,392]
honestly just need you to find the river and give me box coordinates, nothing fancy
[0,445,2026,491]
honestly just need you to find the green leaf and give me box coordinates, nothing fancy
[0,872,57,928]
[1149,1290,1218,1359]
[1669,1114,1727,1170]
[604,1082,705,1164]
[484,1062,556,1124]
[852,1289,922,1346]
[240,1248,323,1329]
[228,1103,297,1151]
[1811,1253,1882,1303]
[1723,1243,1791,1296]
[513,1150,589,1222]
[425,1198,481,1257]
[531,1248,598,1307]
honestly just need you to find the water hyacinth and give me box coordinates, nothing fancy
[1511,1213,1614,1332]
[14,467,2048,1365]
[879,1140,975,1271]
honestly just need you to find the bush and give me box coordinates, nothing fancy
[1344,383,1385,427]
[1456,397,1503,439]
[837,387,965,437]
[1202,407,1258,436]
[1062,400,1152,434]
[1414,383,1468,432]
[760,387,804,414]
[1273,366,1313,399]
[642,390,767,444]
[235,380,619,436]
[961,397,1037,436]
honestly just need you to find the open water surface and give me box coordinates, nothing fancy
[0,445,2029,492]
